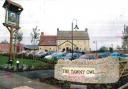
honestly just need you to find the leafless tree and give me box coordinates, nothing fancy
[31,26,40,60]
[122,25,128,50]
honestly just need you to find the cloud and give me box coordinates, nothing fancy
[0,0,126,49]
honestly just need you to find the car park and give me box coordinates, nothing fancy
[44,52,56,59]
[44,52,61,59]
[17,50,27,55]
[40,51,54,58]
[63,53,81,60]
[98,52,110,58]
[79,54,96,60]
[35,51,44,57]
[36,52,46,57]
[48,52,65,59]
[111,52,127,59]
[53,52,67,59]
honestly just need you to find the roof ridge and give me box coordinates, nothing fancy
[58,30,87,32]
[43,35,57,36]
[8,0,23,8]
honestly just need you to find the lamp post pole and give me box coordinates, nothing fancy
[96,40,98,59]
[93,40,98,59]
[71,22,73,60]
[71,19,79,60]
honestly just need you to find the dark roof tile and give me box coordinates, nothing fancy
[57,31,89,40]
[39,36,57,46]
[3,0,23,11]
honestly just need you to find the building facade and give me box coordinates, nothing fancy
[0,43,9,53]
[0,43,24,53]
[57,29,90,52]
[39,32,57,51]
[39,29,90,52]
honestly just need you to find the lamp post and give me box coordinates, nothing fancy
[95,41,98,59]
[71,19,79,60]
[93,40,98,59]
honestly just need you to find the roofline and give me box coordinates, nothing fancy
[57,38,89,40]
[57,30,88,32]
[39,45,57,46]
[0,43,9,44]
[42,35,56,36]
[3,0,23,10]
[58,40,77,47]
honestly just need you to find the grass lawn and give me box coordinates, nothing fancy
[0,55,53,70]
[0,55,8,65]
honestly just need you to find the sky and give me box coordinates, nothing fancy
[0,0,128,50]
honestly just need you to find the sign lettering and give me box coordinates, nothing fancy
[62,67,95,77]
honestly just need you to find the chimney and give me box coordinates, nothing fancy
[41,32,44,36]
[85,28,88,32]
[57,28,59,32]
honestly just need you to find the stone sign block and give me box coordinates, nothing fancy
[55,57,119,83]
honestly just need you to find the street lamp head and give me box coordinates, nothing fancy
[74,24,79,30]
[72,19,79,30]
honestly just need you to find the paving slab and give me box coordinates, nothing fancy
[13,86,34,89]
[0,71,59,89]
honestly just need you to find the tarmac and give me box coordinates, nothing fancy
[0,70,60,89]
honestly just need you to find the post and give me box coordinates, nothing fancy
[5,26,18,61]
[3,0,23,61]
[71,19,79,60]
[95,41,98,59]
[10,28,13,60]
[71,22,73,60]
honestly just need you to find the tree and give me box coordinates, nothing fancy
[1,39,8,44]
[14,31,23,43]
[122,25,128,50]
[99,46,108,52]
[109,47,113,53]
[31,26,40,46]
[116,45,121,51]
[13,31,23,59]
[31,26,40,60]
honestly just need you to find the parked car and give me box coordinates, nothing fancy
[17,50,27,55]
[79,54,96,60]
[64,53,81,60]
[35,52,46,57]
[53,52,67,59]
[40,51,54,58]
[44,52,61,59]
[111,52,127,59]
[98,52,110,58]
[35,51,42,57]
[45,54,53,59]
[25,51,31,57]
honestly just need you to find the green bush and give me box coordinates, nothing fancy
[59,80,70,89]
[99,46,108,52]
[42,58,57,64]
[0,55,56,71]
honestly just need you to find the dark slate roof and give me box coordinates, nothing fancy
[57,31,89,40]
[39,36,57,46]
[3,0,23,12]
[24,45,38,50]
